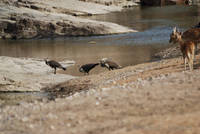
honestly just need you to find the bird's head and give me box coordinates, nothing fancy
[79,67,84,73]
[44,58,49,65]
[77,64,83,72]
[76,64,81,68]
[99,58,109,64]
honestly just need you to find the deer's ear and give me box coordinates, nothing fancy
[173,27,176,33]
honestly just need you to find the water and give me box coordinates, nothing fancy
[87,5,200,31]
[1,5,200,105]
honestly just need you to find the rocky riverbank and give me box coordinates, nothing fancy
[0,0,138,39]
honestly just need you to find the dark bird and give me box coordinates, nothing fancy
[45,59,66,74]
[100,58,121,71]
[79,63,99,75]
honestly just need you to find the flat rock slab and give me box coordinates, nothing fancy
[0,56,75,92]
[0,0,137,39]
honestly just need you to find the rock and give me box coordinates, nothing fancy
[50,125,55,130]
[141,0,161,6]
[141,0,191,6]
[154,46,181,59]
[95,101,100,105]
[0,56,75,92]
[79,0,139,7]
[29,124,34,129]
[67,123,71,127]
[47,113,58,119]
[101,88,111,91]
[22,117,29,122]
[0,0,137,39]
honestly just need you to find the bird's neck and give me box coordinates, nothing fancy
[45,60,48,65]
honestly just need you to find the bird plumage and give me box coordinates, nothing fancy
[45,59,66,74]
[100,58,121,70]
[79,63,99,74]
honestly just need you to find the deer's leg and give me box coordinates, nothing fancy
[187,52,193,71]
[192,49,195,70]
[189,58,192,71]
[184,58,187,70]
[194,43,197,62]
[183,54,187,71]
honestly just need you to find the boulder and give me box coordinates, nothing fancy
[0,0,137,39]
[0,56,75,92]
[140,0,191,6]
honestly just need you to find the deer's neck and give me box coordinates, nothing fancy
[177,37,184,45]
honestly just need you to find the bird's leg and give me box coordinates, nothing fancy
[54,68,57,74]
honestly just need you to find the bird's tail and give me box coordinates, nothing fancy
[94,63,99,66]
[62,67,66,70]
[93,63,100,68]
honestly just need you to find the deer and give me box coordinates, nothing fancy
[181,26,200,62]
[169,27,195,71]
[181,26,200,49]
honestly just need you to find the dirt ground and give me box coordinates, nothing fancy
[1,46,200,134]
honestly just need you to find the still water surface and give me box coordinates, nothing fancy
[0,5,200,76]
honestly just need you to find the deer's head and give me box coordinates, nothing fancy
[169,27,182,44]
